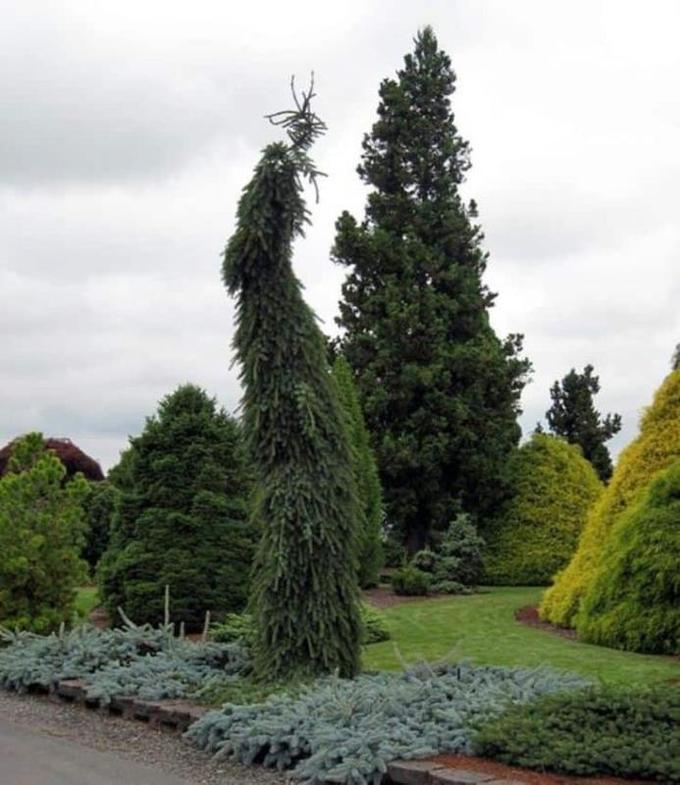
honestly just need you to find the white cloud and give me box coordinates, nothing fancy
[1,0,679,470]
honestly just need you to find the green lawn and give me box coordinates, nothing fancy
[362,587,679,686]
[74,586,99,618]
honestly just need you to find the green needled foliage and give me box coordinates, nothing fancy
[223,80,362,679]
[332,356,384,587]
[0,433,89,632]
[333,27,530,553]
[82,481,119,573]
[98,385,254,631]
[484,434,603,586]
[577,460,680,654]
[543,365,622,482]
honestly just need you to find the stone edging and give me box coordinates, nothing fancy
[386,760,527,785]
[48,679,207,731]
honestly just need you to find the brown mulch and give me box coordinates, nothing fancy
[362,586,452,609]
[431,755,656,785]
[88,606,110,629]
[514,605,578,640]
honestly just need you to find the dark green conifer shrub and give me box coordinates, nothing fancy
[223,84,362,678]
[82,481,119,573]
[332,356,384,587]
[577,460,680,653]
[473,686,680,783]
[391,565,430,595]
[98,385,253,631]
[0,433,89,632]
[543,364,622,482]
[484,434,602,585]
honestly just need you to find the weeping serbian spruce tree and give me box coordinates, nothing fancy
[223,81,362,679]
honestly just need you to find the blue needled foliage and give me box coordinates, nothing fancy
[186,662,588,785]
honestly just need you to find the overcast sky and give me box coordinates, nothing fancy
[2,0,679,472]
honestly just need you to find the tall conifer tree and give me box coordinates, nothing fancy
[224,81,362,679]
[333,28,530,552]
[544,365,622,482]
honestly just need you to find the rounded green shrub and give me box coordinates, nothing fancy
[484,434,602,585]
[541,369,680,626]
[0,433,89,632]
[411,549,437,573]
[576,460,680,653]
[391,565,430,596]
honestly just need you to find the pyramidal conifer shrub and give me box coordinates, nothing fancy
[98,385,254,631]
[540,369,680,627]
[576,460,680,654]
[222,79,362,679]
[332,356,384,588]
[484,434,602,586]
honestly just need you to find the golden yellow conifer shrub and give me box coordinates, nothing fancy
[540,369,680,627]
[484,434,602,586]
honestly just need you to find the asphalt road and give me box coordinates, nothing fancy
[0,719,192,785]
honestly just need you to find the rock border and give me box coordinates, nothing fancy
[44,678,207,732]
[387,760,527,785]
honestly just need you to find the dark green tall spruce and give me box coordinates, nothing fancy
[544,365,622,482]
[332,355,384,588]
[98,385,254,630]
[223,82,362,679]
[333,28,530,552]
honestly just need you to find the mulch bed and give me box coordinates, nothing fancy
[431,755,656,785]
[514,605,577,640]
[363,586,452,609]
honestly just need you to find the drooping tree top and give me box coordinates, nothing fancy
[223,75,326,297]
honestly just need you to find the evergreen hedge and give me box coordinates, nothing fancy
[98,385,253,630]
[484,434,602,585]
[577,460,680,653]
[540,369,680,627]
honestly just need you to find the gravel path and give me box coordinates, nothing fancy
[0,690,286,785]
